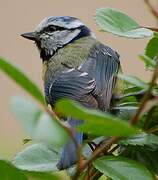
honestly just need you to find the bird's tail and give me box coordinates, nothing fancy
[57,118,83,170]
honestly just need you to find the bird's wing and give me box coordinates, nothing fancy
[45,68,99,170]
[45,68,98,109]
[79,43,120,111]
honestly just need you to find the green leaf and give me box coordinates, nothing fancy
[93,156,153,180]
[112,106,137,122]
[116,102,139,107]
[122,146,158,174]
[115,108,136,122]
[124,86,142,94]
[0,57,44,104]
[33,113,68,147]
[25,172,60,180]
[145,37,158,59]
[153,32,158,38]
[118,74,148,89]
[139,54,156,69]
[55,99,139,136]
[120,132,158,148]
[113,106,138,111]
[11,96,41,136]
[144,106,158,131]
[11,96,68,147]
[13,143,60,172]
[0,160,28,180]
[96,8,153,38]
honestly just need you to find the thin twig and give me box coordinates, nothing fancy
[86,144,119,179]
[148,125,158,133]
[72,137,119,179]
[91,170,102,180]
[130,58,158,125]
[144,27,158,32]
[144,0,158,19]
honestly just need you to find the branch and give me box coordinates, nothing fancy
[130,58,158,125]
[148,125,158,133]
[144,0,158,19]
[72,137,119,179]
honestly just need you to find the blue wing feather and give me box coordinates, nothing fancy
[57,118,83,170]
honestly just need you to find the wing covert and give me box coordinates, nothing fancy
[79,43,120,110]
[45,68,98,108]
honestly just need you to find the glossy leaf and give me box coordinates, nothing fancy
[120,132,158,147]
[144,106,158,131]
[0,160,27,180]
[122,146,158,174]
[113,106,138,111]
[33,113,68,147]
[55,99,139,136]
[25,172,60,180]
[93,156,153,180]
[0,57,44,104]
[153,32,158,38]
[118,74,148,89]
[11,96,41,136]
[123,86,143,95]
[139,54,156,69]
[13,143,60,172]
[134,148,158,174]
[96,8,153,38]
[145,37,158,59]
[11,96,68,147]
[115,108,136,121]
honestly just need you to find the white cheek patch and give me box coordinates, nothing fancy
[36,28,82,60]
[58,29,81,45]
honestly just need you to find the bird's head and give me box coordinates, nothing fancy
[21,16,94,61]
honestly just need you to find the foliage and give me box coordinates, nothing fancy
[93,156,154,180]
[13,143,59,172]
[0,58,44,105]
[1,5,158,180]
[11,96,69,147]
[95,8,153,38]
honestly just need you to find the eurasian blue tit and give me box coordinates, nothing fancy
[21,16,121,170]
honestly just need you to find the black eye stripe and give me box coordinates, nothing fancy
[44,25,65,32]
[48,25,56,31]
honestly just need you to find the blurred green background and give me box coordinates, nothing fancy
[0,0,157,159]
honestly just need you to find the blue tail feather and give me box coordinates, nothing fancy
[57,118,83,170]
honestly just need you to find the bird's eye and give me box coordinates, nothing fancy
[47,25,56,32]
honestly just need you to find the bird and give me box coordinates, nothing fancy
[21,16,121,170]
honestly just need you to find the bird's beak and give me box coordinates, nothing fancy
[21,32,37,41]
